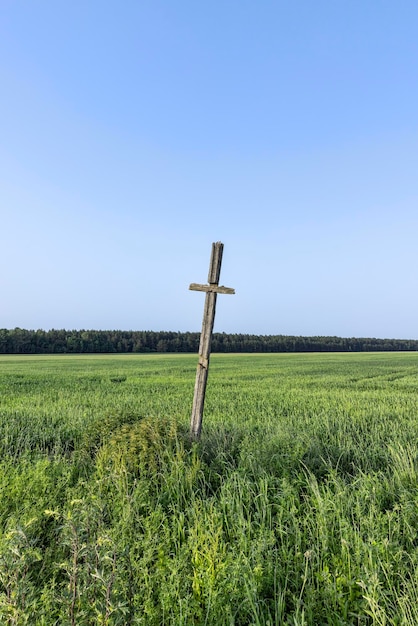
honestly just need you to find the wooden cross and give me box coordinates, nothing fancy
[189,242,235,440]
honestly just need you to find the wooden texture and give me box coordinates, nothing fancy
[189,283,235,295]
[190,242,234,440]
[208,241,223,284]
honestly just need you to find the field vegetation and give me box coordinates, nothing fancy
[1,352,418,624]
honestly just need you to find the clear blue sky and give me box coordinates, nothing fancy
[1,1,418,338]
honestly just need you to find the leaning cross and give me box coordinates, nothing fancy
[189,242,235,440]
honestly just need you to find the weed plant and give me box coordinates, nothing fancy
[1,353,418,624]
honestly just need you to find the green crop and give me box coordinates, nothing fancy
[1,352,418,624]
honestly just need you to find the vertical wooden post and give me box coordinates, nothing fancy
[189,242,235,440]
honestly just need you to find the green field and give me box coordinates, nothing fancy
[1,352,418,625]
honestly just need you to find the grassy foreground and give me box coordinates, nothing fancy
[1,352,418,625]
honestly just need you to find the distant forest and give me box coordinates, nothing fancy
[1,328,417,354]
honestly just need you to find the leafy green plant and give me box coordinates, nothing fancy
[1,352,418,623]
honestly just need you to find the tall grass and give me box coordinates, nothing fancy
[1,353,418,624]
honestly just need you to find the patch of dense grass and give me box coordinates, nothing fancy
[1,353,418,624]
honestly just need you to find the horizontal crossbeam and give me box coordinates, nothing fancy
[189,283,235,295]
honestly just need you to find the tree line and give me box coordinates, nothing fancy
[0,328,417,354]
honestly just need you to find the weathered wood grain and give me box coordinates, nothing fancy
[189,283,235,295]
[190,242,235,440]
